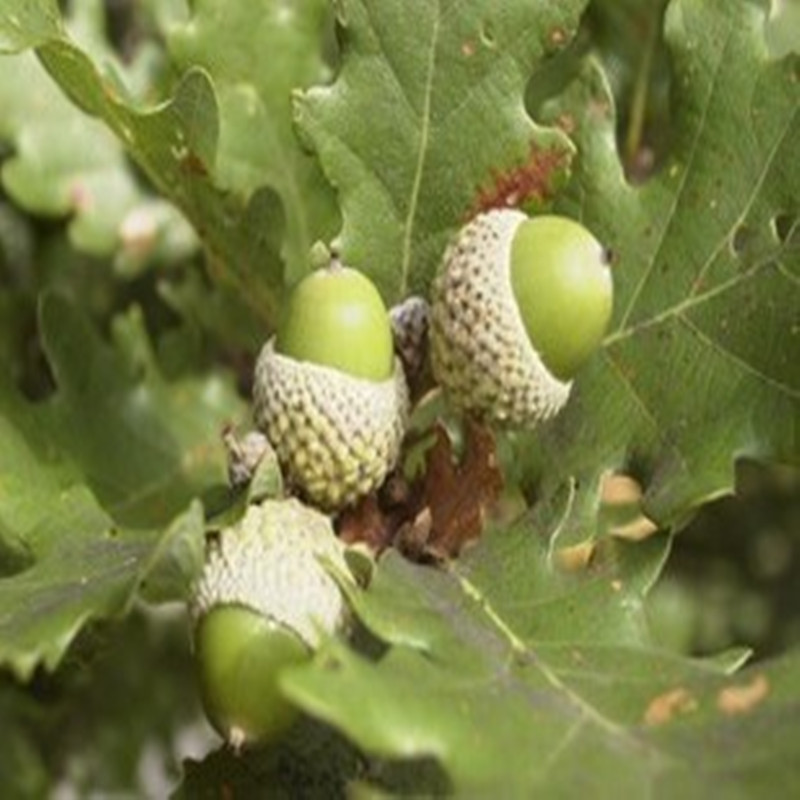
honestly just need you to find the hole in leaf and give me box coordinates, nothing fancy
[0,538,34,579]
[731,225,754,256]
[764,0,800,60]
[772,213,796,244]
[479,20,496,48]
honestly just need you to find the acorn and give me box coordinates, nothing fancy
[191,498,352,750]
[430,210,613,426]
[253,262,409,510]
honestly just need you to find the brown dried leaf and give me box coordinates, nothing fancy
[337,494,396,552]
[395,507,436,563]
[421,418,504,558]
[335,420,502,562]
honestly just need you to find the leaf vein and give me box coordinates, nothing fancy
[400,8,440,296]
[677,313,799,398]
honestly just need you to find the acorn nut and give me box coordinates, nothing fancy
[191,499,352,750]
[431,210,613,427]
[253,262,409,511]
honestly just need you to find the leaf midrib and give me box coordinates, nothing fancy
[399,8,439,297]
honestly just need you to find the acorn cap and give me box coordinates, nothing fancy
[390,295,430,379]
[430,209,571,426]
[253,340,409,511]
[192,498,350,648]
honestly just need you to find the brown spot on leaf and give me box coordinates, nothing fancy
[717,674,769,716]
[554,541,595,572]
[609,516,659,541]
[601,473,643,506]
[470,145,569,217]
[644,687,697,726]
[180,151,209,178]
[69,181,94,213]
[461,40,476,57]
[555,113,576,135]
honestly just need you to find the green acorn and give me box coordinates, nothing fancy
[253,262,409,510]
[431,210,613,426]
[191,499,351,750]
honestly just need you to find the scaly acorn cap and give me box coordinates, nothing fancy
[253,341,409,511]
[191,499,352,748]
[192,498,350,647]
[431,209,574,426]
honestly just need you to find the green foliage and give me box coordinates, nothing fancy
[285,547,798,797]
[0,292,243,679]
[296,0,585,300]
[0,0,797,796]
[168,0,339,285]
[513,0,799,544]
[0,1,194,265]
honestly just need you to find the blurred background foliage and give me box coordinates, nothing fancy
[0,0,798,796]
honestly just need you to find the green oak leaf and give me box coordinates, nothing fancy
[0,401,199,680]
[284,547,796,796]
[0,1,288,323]
[0,294,246,677]
[39,292,243,528]
[0,487,148,682]
[174,718,364,799]
[295,0,588,301]
[169,0,339,284]
[0,50,144,256]
[0,1,193,264]
[510,0,799,544]
[766,0,800,59]
[0,610,210,797]
[156,268,267,359]
[0,0,60,53]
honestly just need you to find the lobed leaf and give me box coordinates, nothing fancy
[0,0,60,53]
[511,0,800,544]
[285,547,796,796]
[0,45,143,257]
[0,2,284,321]
[295,0,588,301]
[168,0,339,285]
[0,295,245,677]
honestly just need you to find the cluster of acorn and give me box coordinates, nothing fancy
[191,210,614,748]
